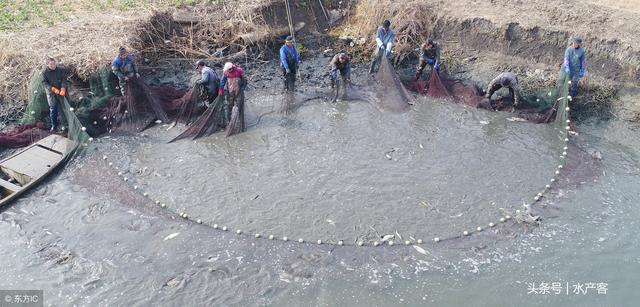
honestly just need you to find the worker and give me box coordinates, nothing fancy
[329,52,351,89]
[369,19,395,74]
[280,36,300,92]
[219,62,247,128]
[415,39,441,79]
[562,36,586,98]
[194,60,219,106]
[41,58,69,132]
[111,47,140,96]
[485,72,523,107]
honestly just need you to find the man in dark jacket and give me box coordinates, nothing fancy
[415,39,441,79]
[280,36,300,92]
[194,60,219,105]
[41,58,69,132]
[329,52,351,88]
[485,72,523,107]
[111,47,140,95]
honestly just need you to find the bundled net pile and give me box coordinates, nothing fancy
[406,70,564,123]
[0,123,50,149]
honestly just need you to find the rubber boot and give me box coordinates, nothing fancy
[570,82,579,98]
[369,59,377,74]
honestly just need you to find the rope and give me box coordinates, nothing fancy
[284,0,295,41]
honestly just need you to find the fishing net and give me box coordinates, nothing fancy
[225,93,245,137]
[278,92,298,116]
[169,94,227,142]
[406,69,564,123]
[170,86,201,125]
[371,57,412,112]
[104,78,171,133]
[1,69,95,150]
[1,65,204,149]
[0,123,50,149]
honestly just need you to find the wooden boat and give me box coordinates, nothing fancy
[0,134,76,206]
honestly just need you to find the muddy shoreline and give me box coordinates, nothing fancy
[2,0,639,127]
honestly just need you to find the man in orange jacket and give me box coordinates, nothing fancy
[41,58,69,132]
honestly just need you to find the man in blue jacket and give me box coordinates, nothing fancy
[562,36,586,98]
[369,19,395,74]
[280,36,300,92]
[111,47,140,96]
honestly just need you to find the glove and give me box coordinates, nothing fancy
[59,87,66,96]
[285,68,291,75]
[51,87,60,95]
[218,88,223,96]
[564,66,570,74]
[136,73,141,79]
[434,63,439,72]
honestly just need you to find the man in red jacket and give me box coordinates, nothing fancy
[219,62,247,129]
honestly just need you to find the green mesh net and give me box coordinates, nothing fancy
[12,67,116,154]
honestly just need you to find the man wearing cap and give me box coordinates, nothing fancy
[41,57,69,132]
[562,36,586,97]
[369,19,395,74]
[280,36,300,92]
[219,62,247,126]
[111,47,140,96]
[329,52,351,88]
[485,72,523,107]
[415,39,441,80]
[194,60,219,106]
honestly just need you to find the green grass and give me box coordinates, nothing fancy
[0,0,225,32]
[0,0,69,31]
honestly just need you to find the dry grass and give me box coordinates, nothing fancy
[333,0,436,64]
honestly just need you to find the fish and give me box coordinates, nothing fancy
[507,117,527,122]
[413,245,428,256]
[163,232,180,241]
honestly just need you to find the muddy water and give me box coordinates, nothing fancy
[1,75,638,306]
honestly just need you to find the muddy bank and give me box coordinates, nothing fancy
[333,0,639,121]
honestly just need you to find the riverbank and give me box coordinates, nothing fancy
[2,0,639,126]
